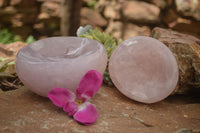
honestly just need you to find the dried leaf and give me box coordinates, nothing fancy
[0,59,14,72]
[0,72,15,78]
[134,117,153,127]
[0,77,22,91]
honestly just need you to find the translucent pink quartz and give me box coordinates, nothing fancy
[16,37,107,97]
[109,36,179,103]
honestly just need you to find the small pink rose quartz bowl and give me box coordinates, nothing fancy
[16,37,107,97]
[109,36,179,104]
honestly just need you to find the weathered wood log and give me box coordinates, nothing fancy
[60,0,82,36]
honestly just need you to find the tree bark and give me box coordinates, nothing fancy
[60,0,82,36]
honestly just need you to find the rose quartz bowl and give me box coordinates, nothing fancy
[16,37,107,97]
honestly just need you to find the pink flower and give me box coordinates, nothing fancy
[48,70,103,125]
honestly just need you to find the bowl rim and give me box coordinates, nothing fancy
[16,36,104,62]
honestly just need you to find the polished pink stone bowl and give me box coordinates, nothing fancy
[16,37,107,97]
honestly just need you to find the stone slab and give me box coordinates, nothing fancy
[0,86,200,133]
[151,27,200,94]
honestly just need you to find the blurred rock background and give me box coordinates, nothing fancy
[0,0,199,93]
[0,0,199,40]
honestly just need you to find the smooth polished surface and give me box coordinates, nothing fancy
[16,37,107,97]
[109,36,179,103]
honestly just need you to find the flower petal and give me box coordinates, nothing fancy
[63,102,78,116]
[76,70,102,99]
[48,87,75,108]
[74,102,98,125]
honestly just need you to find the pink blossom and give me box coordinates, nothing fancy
[48,70,103,125]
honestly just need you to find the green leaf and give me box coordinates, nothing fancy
[0,28,35,44]
[87,0,97,9]
[25,35,35,44]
